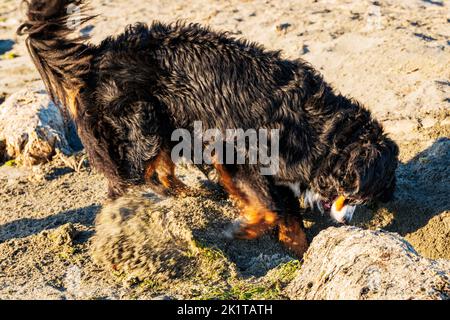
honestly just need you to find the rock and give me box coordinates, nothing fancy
[286,226,450,300]
[0,86,73,165]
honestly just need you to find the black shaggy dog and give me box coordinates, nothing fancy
[19,0,398,256]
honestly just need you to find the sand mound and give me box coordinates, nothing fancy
[91,193,237,283]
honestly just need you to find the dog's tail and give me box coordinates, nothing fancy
[17,0,94,116]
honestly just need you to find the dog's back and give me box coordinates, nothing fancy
[93,22,326,132]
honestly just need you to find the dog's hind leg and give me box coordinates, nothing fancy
[214,163,279,239]
[144,150,192,197]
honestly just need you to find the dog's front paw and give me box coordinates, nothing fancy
[228,210,279,240]
[278,216,309,258]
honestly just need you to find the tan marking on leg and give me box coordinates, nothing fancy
[213,163,247,201]
[65,88,80,118]
[145,151,191,195]
[236,188,279,239]
[213,163,278,239]
[278,215,309,258]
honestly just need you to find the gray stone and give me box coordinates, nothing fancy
[286,226,450,300]
[0,86,72,165]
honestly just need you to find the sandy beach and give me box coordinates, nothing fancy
[0,0,448,299]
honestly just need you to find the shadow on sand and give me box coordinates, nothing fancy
[0,39,14,55]
[0,205,100,243]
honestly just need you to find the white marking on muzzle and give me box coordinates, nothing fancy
[330,202,356,224]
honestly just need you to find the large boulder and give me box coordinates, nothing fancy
[0,86,73,165]
[286,226,450,300]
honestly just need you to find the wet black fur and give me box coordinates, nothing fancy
[19,0,398,216]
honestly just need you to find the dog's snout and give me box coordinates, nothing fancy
[330,203,356,224]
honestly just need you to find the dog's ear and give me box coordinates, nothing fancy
[343,138,398,198]
[341,142,376,195]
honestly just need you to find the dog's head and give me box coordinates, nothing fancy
[308,134,399,223]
